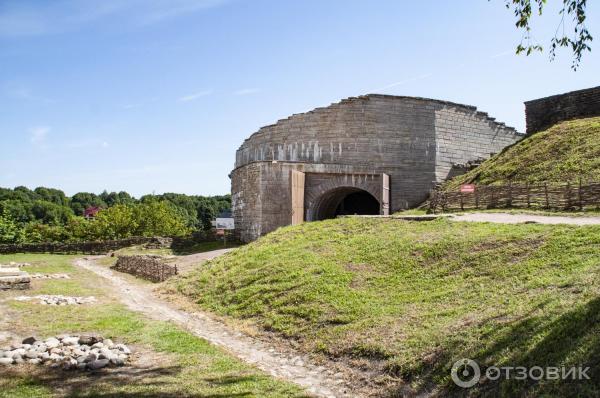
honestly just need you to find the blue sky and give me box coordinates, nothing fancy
[1,0,598,197]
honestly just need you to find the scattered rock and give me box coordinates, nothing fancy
[88,359,110,370]
[0,334,131,370]
[62,337,79,346]
[45,338,60,349]
[22,336,36,345]
[29,273,71,280]
[13,295,97,306]
[78,334,103,346]
[0,262,30,268]
[24,351,39,359]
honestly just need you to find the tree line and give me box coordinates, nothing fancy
[0,186,230,244]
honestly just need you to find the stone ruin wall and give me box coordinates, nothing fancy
[112,255,178,283]
[525,86,600,135]
[232,95,521,242]
[0,237,160,255]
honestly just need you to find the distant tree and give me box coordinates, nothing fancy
[31,200,74,225]
[91,201,189,240]
[34,187,69,206]
[70,192,107,216]
[135,200,191,237]
[0,212,23,243]
[500,0,592,69]
[0,200,34,224]
[22,223,61,243]
[92,204,139,240]
[116,191,135,205]
[0,185,229,242]
[145,193,200,229]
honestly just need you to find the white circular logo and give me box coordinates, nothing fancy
[451,358,481,388]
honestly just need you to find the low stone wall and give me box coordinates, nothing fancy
[0,237,164,255]
[111,255,177,282]
[525,86,600,135]
[0,233,222,255]
[0,268,31,290]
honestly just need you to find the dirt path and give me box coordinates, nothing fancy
[450,212,600,225]
[75,256,355,398]
[167,248,233,274]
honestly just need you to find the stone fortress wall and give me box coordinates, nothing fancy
[525,86,600,135]
[231,94,521,242]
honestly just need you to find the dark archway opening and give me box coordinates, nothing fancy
[313,187,380,221]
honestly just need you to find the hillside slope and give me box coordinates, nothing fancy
[172,217,600,396]
[445,116,600,189]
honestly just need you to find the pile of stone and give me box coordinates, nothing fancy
[13,295,96,305]
[112,255,178,282]
[0,262,31,268]
[29,273,71,279]
[0,267,31,290]
[0,335,131,370]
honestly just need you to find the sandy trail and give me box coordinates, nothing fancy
[166,248,233,274]
[450,212,600,225]
[75,256,355,398]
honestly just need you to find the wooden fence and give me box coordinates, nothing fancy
[429,181,600,212]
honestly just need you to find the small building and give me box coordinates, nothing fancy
[83,206,101,219]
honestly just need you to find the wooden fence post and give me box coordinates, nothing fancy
[507,180,513,208]
[579,177,583,211]
[565,182,572,210]
[544,183,549,209]
[526,183,531,208]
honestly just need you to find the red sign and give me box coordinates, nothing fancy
[216,229,225,236]
[460,184,476,193]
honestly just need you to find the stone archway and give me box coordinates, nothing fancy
[311,187,380,221]
[303,172,388,222]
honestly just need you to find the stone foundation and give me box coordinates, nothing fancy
[0,268,31,290]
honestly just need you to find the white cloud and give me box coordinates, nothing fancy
[178,90,212,102]
[233,88,260,96]
[29,126,50,145]
[0,0,232,38]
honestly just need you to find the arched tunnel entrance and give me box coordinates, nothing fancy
[313,187,380,221]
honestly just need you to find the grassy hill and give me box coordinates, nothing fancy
[445,116,600,189]
[172,217,600,396]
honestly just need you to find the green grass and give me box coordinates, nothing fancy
[172,240,239,255]
[172,217,600,396]
[0,254,305,398]
[2,253,79,274]
[445,116,600,189]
